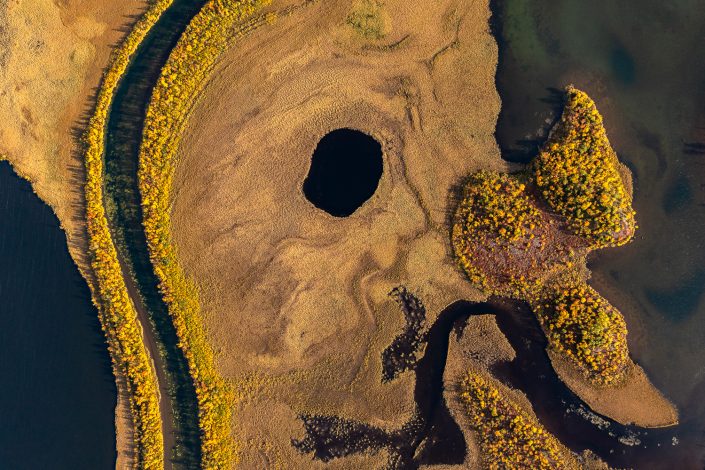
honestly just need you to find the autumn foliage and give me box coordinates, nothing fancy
[460,371,579,469]
[82,0,174,467]
[532,284,628,385]
[452,87,635,388]
[452,171,584,298]
[138,1,272,468]
[533,86,636,248]
[453,171,548,296]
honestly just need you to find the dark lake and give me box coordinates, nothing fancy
[0,161,116,469]
[493,0,705,467]
[303,128,383,217]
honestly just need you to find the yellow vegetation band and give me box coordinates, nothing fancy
[83,0,175,467]
[138,1,272,467]
[460,370,576,469]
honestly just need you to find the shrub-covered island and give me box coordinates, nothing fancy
[460,370,582,469]
[452,86,677,427]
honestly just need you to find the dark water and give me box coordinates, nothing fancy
[104,0,206,466]
[294,296,674,469]
[303,128,383,217]
[0,161,116,469]
[493,1,705,467]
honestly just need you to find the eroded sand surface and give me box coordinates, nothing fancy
[171,0,500,466]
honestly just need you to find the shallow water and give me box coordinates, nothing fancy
[105,0,207,465]
[303,128,384,217]
[494,0,705,467]
[0,161,116,469]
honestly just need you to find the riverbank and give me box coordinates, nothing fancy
[0,1,160,466]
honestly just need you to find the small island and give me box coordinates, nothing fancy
[452,86,678,432]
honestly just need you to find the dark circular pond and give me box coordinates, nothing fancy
[303,128,383,217]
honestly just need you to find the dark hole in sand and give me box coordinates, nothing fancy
[303,128,383,217]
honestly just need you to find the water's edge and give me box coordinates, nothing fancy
[103,0,208,467]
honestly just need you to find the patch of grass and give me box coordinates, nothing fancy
[347,0,388,40]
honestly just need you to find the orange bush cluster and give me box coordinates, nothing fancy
[451,87,636,387]
[138,1,272,468]
[532,284,628,385]
[460,371,576,469]
[455,171,541,244]
[82,0,174,467]
[452,171,552,297]
[452,171,545,294]
[533,86,635,248]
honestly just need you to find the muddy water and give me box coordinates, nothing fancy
[493,1,705,467]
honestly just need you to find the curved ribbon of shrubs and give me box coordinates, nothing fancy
[83,0,174,467]
[460,370,578,469]
[138,1,272,467]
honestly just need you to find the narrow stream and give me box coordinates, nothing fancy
[295,295,678,469]
[104,0,206,467]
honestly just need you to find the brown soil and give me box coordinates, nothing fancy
[0,0,149,465]
[170,0,499,466]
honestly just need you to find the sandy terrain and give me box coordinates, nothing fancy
[0,0,148,466]
[170,0,500,466]
[549,352,678,428]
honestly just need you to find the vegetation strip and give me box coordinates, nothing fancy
[82,0,175,467]
[460,370,579,469]
[138,1,272,467]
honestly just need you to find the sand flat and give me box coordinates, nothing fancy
[170,0,500,465]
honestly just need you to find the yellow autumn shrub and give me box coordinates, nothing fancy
[138,1,273,468]
[533,86,636,248]
[532,283,628,385]
[82,0,174,467]
[460,371,577,469]
[452,170,549,296]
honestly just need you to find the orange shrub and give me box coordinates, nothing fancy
[533,86,636,248]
